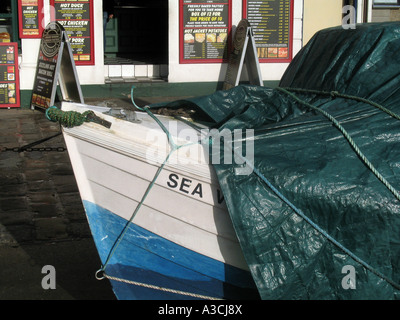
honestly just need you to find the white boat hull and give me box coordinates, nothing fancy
[61,102,259,300]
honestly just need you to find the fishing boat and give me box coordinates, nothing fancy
[57,21,400,300]
[60,101,260,300]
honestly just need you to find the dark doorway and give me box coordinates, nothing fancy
[105,0,168,65]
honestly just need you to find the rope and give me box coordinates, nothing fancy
[277,87,400,203]
[283,87,400,121]
[46,106,93,127]
[100,272,221,300]
[99,150,174,271]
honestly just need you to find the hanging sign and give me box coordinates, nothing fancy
[223,19,263,90]
[180,0,232,64]
[50,0,95,65]
[31,22,84,110]
[0,43,20,108]
[243,0,293,63]
[18,0,44,38]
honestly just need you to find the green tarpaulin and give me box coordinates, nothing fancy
[151,22,400,299]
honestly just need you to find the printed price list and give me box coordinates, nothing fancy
[181,0,231,63]
[51,0,94,65]
[0,44,19,108]
[245,0,291,61]
[19,0,43,38]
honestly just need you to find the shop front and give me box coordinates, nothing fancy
[13,0,308,92]
[4,0,400,108]
[104,0,305,84]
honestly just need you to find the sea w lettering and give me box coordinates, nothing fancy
[166,173,225,204]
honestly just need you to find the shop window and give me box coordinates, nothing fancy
[373,0,400,7]
[0,0,19,44]
[372,0,400,22]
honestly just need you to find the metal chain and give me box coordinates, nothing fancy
[1,146,66,153]
[0,132,66,153]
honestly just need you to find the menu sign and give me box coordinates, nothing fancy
[0,43,20,108]
[18,0,44,38]
[180,0,232,63]
[50,0,94,65]
[243,0,293,63]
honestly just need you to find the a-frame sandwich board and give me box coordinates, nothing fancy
[31,21,84,110]
[223,19,263,91]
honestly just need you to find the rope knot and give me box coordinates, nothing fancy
[330,91,339,98]
[46,106,111,128]
[46,106,92,127]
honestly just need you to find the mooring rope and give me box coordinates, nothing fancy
[45,106,93,127]
[97,271,221,300]
[46,106,111,128]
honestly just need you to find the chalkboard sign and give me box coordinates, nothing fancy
[50,0,95,65]
[18,0,44,38]
[180,0,232,64]
[0,43,20,108]
[31,21,83,110]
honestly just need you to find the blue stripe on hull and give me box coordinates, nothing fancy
[83,201,259,300]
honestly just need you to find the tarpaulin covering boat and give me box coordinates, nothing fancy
[151,22,400,299]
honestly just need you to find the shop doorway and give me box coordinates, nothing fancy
[104,0,168,82]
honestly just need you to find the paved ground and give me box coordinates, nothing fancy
[0,96,188,300]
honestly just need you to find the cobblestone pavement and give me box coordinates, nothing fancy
[0,96,191,300]
[0,107,113,299]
